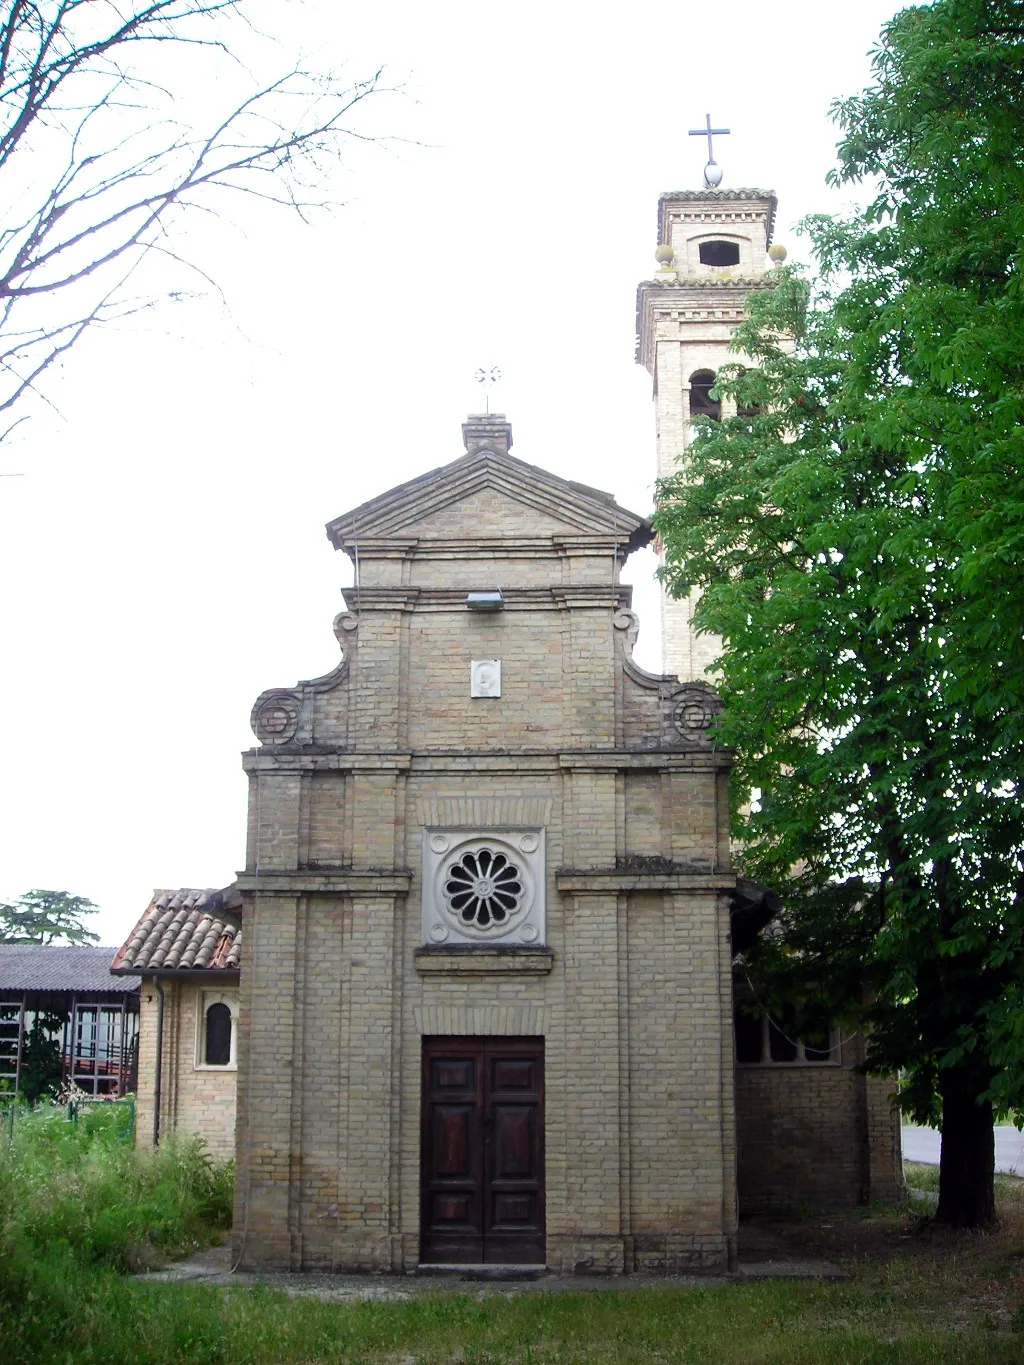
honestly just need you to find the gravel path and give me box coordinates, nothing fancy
[138,1236,844,1299]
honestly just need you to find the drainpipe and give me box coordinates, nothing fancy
[153,978,165,1147]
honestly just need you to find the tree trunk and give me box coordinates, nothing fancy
[936,1078,995,1227]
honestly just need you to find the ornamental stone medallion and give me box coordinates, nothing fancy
[422,828,545,946]
[251,694,299,745]
[670,683,722,747]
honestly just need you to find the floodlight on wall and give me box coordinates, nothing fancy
[466,591,505,612]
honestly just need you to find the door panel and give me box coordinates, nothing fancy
[431,1105,474,1175]
[432,1059,474,1089]
[492,1106,534,1177]
[421,1037,544,1264]
[421,1046,483,1261]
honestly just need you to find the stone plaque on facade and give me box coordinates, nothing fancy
[470,659,501,697]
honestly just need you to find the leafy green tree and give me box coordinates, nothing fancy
[654,0,1024,1227]
[0,891,100,946]
[17,1012,66,1103]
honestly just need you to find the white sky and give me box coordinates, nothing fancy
[0,0,904,945]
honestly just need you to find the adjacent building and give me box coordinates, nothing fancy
[111,887,240,1161]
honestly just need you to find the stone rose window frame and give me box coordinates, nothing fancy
[421,828,546,948]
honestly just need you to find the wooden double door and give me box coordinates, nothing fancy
[420,1036,545,1265]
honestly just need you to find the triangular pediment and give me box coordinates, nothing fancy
[400,485,586,538]
[326,449,651,553]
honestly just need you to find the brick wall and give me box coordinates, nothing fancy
[735,1031,902,1212]
[232,444,740,1273]
[135,977,237,1163]
[635,191,787,683]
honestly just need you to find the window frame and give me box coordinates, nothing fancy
[734,1007,841,1068]
[194,990,239,1071]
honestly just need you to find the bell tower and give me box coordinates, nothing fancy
[636,186,782,679]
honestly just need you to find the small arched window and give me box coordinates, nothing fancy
[699,240,740,267]
[205,1001,233,1067]
[689,370,721,421]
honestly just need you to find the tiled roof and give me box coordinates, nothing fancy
[111,887,241,975]
[0,945,139,994]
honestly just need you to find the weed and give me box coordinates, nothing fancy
[0,1100,232,1273]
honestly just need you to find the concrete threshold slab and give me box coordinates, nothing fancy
[416,1263,548,1281]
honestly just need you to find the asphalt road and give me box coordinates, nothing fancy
[902,1125,1024,1173]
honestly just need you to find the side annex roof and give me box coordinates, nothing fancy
[111,886,241,976]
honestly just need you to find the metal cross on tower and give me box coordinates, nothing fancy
[688,114,730,188]
[474,365,502,414]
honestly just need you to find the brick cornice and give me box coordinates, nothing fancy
[639,275,771,291]
[635,277,775,371]
[242,749,732,774]
[555,871,735,892]
[656,188,778,245]
[340,585,633,613]
[235,871,413,895]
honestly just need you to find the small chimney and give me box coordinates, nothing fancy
[462,413,512,457]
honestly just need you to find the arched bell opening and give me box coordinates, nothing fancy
[689,370,721,421]
[698,239,741,267]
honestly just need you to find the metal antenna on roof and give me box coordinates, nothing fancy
[474,365,502,414]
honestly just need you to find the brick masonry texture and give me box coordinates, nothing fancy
[135,978,237,1162]
[736,1035,902,1212]
[233,422,742,1274]
[232,406,901,1275]
[636,189,787,683]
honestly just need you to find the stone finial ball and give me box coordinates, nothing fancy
[768,243,788,263]
[654,243,675,266]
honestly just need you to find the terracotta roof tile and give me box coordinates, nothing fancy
[111,885,241,976]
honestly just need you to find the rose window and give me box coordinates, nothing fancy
[443,847,524,931]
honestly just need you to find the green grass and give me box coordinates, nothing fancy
[5,1270,1024,1364]
[905,1160,1024,1205]
[3,1122,1024,1362]
[904,1160,941,1193]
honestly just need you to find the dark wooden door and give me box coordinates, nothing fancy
[421,1036,544,1265]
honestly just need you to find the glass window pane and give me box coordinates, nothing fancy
[205,1003,232,1066]
[734,1008,763,1063]
[768,1018,798,1063]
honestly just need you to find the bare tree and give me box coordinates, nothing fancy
[0,1,385,439]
